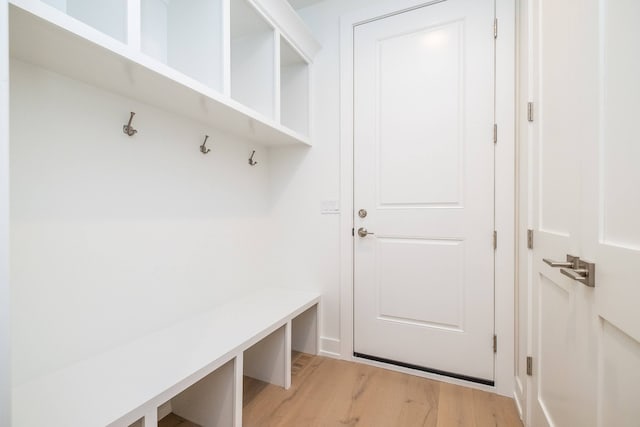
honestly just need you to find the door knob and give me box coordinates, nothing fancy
[357,227,374,238]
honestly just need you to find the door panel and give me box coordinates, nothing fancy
[529,0,640,424]
[354,0,495,382]
[531,0,598,424]
[599,321,640,425]
[376,238,464,329]
[377,20,463,206]
[596,0,640,344]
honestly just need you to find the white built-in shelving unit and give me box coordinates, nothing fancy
[9,0,319,145]
[280,35,309,136]
[4,0,322,425]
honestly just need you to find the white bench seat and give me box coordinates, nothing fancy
[12,288,320,427]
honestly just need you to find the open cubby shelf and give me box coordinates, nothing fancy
[10,0,319,146]
[41,0,128,43]
[280,36,310,136]
[141,0,224,92]
[230,0,276,120]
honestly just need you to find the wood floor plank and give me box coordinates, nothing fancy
[435,381,477,427]
[471,388,523,427]
[243,354,522,427]
[157,413,200,427]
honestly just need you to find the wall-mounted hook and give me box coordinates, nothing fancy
[248,150,258,166]
[200,135,211,154]
[123,112,137,136]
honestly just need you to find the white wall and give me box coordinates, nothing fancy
[10,60,272,386]
[0,0,11,423]
[268,0,396,356]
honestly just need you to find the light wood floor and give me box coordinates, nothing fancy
[242,353,522,427]
[160,352,522,427]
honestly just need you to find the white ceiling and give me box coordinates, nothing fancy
[287,0,325,10]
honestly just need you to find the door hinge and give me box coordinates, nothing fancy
[493,230,497,249]
[493,123,497,144]
[527,229,534,249]
[526,356,533,376]
[493,18,498,39]
[493,335,498,353]
[351,227,354,237]
[527,102,534,122]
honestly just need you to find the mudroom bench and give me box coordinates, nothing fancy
[12,288,320,427]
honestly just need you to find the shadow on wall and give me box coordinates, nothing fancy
[10,61,270,222]
[267,144,312,210]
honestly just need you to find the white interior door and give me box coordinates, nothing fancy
[353,0,496,383]
[529,0,640,425]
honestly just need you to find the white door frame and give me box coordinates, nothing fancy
[338,0,516,397]
[0,0,10,424]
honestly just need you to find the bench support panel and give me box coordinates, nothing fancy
[292,305,318,355]
[170,359,235,427]
[244,324,288,388]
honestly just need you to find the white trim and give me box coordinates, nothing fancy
[515,0,533,424]
[126,0,141,51]
[494,0,516,397]
[0,0,9,424]
[339,0,516,397]
[514,389,524,420]
[250,0,321,63]
[319,336,341,357]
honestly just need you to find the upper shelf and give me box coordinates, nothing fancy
[8,0,320,147]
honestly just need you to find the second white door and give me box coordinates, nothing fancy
[354,0,496,382]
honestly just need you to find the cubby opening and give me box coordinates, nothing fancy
[141,0,224,91]
[128,417,144,427]
[291,305,318,356]
[244,325,287,387]
[230,0,276,119]
[157,359,236,427]
[280,37,310,136]
[41,0,127,42]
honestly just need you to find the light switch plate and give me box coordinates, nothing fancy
[321,200,340,214]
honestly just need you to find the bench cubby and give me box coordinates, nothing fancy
[159,358,237,427]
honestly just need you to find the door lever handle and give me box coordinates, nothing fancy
[543,254,580,269]
[560,265,595,288]
[543,259,574,268]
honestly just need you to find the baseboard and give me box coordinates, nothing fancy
[513,390,524,419]
[513,378,525,425]
[319,336,340,357]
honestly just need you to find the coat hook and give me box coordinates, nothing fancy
[123,112,137,136]
[248,150,258,166]
[200,135,211,154]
